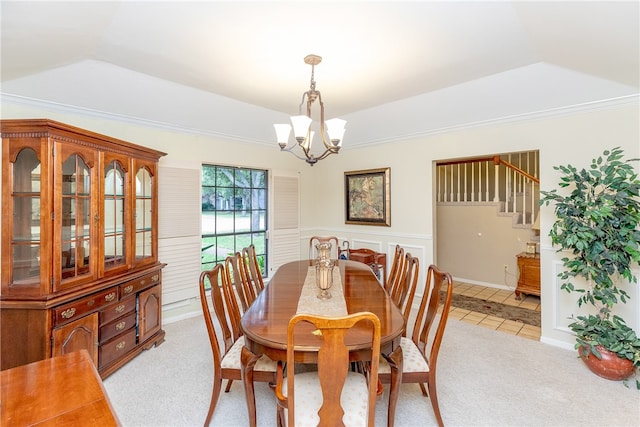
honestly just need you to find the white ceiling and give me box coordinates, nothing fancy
[1,1,638,147]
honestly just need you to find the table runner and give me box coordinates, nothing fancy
[296,265,347,316]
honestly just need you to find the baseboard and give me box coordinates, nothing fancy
[162,297,202,325]
[540,335,576,352]
[451,276,514,291]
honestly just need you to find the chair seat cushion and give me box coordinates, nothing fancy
[378,336,430,374]
[221,336,277,372]
[282,371,370,427]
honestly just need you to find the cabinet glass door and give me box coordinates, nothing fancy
[104,160,127,271]
[135,167,154,263]
[61,154,91,279]
[56,143,97,289]
[11,148,41,286]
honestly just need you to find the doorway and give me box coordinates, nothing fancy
[433,150,541,339]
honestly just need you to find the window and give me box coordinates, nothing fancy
[201,165,267,276]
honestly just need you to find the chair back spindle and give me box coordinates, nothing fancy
[242,244,265,293]
[225,252,255,311]
[385,245,405,293]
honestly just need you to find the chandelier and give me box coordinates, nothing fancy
[274,54,346,166]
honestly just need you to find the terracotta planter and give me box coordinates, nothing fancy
[578,345,635,381]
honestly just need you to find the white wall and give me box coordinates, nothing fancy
[298,100,640,350]
[2,97,639,351]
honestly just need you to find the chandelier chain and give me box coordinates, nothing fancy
[310,63,316,92]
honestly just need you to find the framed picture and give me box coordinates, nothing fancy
[344,167,390,226]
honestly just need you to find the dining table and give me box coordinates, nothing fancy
[240,259,405,427]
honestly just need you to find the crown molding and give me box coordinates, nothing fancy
[3,92,637,150]
[344,94,640,149]
[0,93,271,146]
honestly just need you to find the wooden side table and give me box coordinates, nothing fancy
[343,248,387,286]
[515,252,540,300]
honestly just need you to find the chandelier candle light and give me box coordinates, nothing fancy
[274,54,346,166]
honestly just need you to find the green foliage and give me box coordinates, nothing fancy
[540,147,640,370]
[571,314,640,366]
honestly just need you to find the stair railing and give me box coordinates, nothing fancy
[436,151,539,226]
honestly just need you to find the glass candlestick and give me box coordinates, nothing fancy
[315,258,334,299]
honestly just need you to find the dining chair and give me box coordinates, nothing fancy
[360,251,417,398]
[199,264,277,426]
[308,236,340,259]
[389,252,419,330]
[378,264,453,427]
[225,252,256,312]
[275,312,381,427]
[384,245,405,293]
[242,244,265,294]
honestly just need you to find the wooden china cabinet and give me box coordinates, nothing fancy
[1,119,166,378]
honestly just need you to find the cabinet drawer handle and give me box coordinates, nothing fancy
[140,279,146,286]
[87,299,95,306]
[61,308,76,319]
[152,274,159,281]
[105,292,116,302]
[124,285,133,294]
[115,341,126,351]
[115,304,126,314]
[115,321,126,331]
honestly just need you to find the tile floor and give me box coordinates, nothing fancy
[446,281,541,341]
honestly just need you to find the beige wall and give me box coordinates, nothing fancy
[436,204,534,287]
[2,98,639,351]
[298,102,640,350]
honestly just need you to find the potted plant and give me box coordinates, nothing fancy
[540,147,640,386]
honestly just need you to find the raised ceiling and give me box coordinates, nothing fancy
[1,1,638,147]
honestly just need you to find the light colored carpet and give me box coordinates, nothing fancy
[104,314,640,426]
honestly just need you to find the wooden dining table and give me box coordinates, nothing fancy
[240,259,405,427]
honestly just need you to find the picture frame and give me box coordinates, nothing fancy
[344,167,391,226]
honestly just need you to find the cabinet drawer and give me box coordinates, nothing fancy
[99,327,136,368]
[524,264,540,283]
[100,296,136,325]
[100,311,137,344]
[54,287,119,326]
[120,271,161,297]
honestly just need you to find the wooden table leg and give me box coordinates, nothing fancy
[241,345,260,427]
[384,345,403,427]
